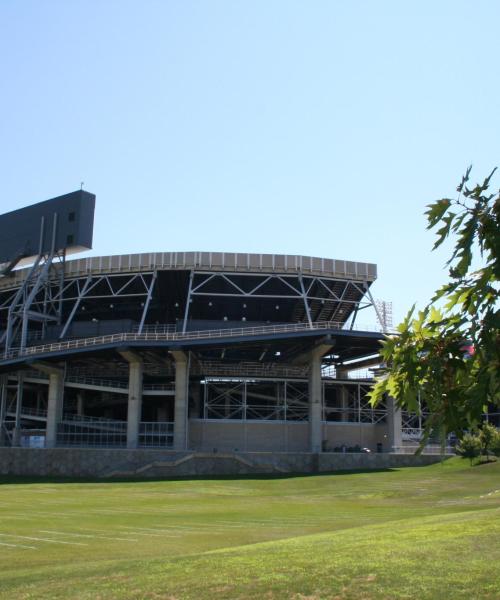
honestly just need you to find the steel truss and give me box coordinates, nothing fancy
[182,270,376,331]
[0,271,157,349]
[1,250,66,355]
[202,377,387,423]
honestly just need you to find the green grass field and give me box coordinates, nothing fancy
[0,458,499,599]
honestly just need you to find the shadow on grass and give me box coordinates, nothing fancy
[0,467,403,486]
[473,457,498,466]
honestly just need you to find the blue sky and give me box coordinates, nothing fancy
[1,0,498,324]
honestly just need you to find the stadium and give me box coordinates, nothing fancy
[0,190,432,476]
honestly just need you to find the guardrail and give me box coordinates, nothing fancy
[66,375,129,389]
[402,428,425,441]
[6,406,48,419]
[393,445,455,455]
[2,320,382,362]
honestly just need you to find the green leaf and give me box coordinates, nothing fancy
[425,199,451,229]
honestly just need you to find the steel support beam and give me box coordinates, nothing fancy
[138,270,157,333]
[182,271,194,334]
[298,273,313,329]
[364,286,386,333]
[59,275,92,339]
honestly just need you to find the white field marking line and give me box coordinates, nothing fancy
[0,533,88,546]
[39,530,138,542]
[113,530,164,538]
[0,541,37,550]
[137,525,210,533]
[117,527,181,537]
[88,509,151,515]
[7,511,72,519]
[74,526,178,539]
[1,515,38,522]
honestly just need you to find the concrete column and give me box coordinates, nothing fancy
[125,357,143,449]
[308,354,323,453]
[0,376,7,446]
[335,369,350,423]
[338,386,348,422]
[386,396,402,452]
[76,392,85,417]
[45,370,65,448]
[32,363,65,448]
[13,373,25,446]
[36,389,44,412]
[190,380,202,419]
[118,351,144,449]
[172,351,188,451]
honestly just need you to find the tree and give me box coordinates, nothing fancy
[490,429,500,458]
[369,167,500,443]
[479,422,498,461]
[456,433,482,466]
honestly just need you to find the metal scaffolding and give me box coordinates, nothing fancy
[202,377,386,424]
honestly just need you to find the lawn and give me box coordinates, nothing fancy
[0,458,499,599]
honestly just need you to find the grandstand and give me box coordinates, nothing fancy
[0,190,421,471]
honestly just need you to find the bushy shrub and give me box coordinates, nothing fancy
[456,433,482,465]
[489,428,500,458]
[479,423,498,460]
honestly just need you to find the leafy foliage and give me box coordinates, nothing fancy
[456,433,482,465]
[479,422,499,460]
[370,167,500,441]
[491,430,500,458]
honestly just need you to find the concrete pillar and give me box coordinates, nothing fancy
[13,373,24,446]
[118,351,144,449]
[308,354,323,453]
[32,363,65,448]
[335,369,350,423]
[124,357,143,449]
[36,389,44,412]
[76,392,85,417]
[338,386,349,422]
[190,380,202,419]
[0,376,7,446]
[386,396,402,452]
[172,351,188,451]
[45,370,65,448]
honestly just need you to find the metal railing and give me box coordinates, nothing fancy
[139,422,174,447]
[2,319,381,361]
[55,418,174,448]
[143,383,175,392]
[57,416,127,446]
[5,405,48,419]
[393,445,455,455]
[402,427,425,441]
[199,361,309,379]
[62,414,127,428]
[66,375,129,389]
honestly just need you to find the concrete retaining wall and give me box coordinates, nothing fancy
[0,448,447,479]
[188,420,391,453]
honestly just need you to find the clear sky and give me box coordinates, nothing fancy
[1,0,499,325]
